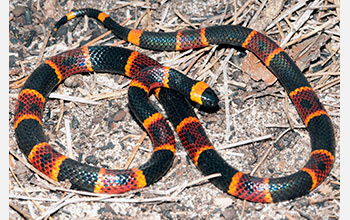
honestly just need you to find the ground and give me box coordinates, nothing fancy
[9,0,340,219]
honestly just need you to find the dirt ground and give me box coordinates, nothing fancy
[9,0,340,219]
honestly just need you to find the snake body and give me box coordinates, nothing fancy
[14,45,217,193]
[14,8,335,202]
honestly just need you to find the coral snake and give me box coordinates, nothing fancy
[13,8,335,203]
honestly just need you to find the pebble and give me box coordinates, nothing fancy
[113,110,126,122]
[23,9,32,25]
[12,5,27,17]
[254,203,264,211]
[100,142,115,150]
[9,55,17,68]
[71,116,80,129]
[10,37,18,44]
[92,116,102,124]
[55,140,66,150]
[222,207,238,220]
[107,110,127,129]
[64,75,82,88]
[97,207,110,214]
[85,155,98,165]
[274,135,291,151]
[296,198,309,207]
[213,196,233,209]
[13,160,28,176]
[24,30,36,47]
[17,48,24,60]
[162,210,173,220]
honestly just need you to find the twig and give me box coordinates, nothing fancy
[284,91,295,130]
[283,18,338,47]
[49,92,100,105]
[9,164,47,217]
[216,134,273,151]
[264,123,306,129]
[9,75,30,89]
[224,0,253,25]
[280,0,323,47]
[250,128,291,175]
[34,32,51,69]
[315,77,340,92]
[36,193,75,220]
[174,8,198,29]
[9,201,36,220]
[223,58,230,142]
[208,48,234,86]
[55,86,65,132]
[304,72,340,77]
[124,132,147,169]
[148,173,221,196]
[89,89,128,101]
[9,195,60,202]
[83,30,112,47]
[241,88,285,101]
[321,45,340,67]
[64,118,73,158]
[249,0,267,27]
[183,47,212,74]
[266,0,308,31]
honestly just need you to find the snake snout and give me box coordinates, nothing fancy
[201,87,219,107]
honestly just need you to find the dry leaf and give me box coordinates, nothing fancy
[241,53,277,85]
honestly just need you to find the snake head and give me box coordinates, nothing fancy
[189,81,219,108]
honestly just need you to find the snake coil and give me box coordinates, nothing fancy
[14,8,335,202]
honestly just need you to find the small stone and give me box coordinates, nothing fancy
[100,142,115,151]
[274,135,291,151]
[92,116,102,124]
[12,6,27,17]
[85,155,98,165]
[107,111,127,129]
[9,55,17,68]
[10,37,18,44]
[13,160,28,176]
[43,0,57,19]
[23,9,32,25]
[113,110,126,122]
[54,141,66,151]
[97,207,110,214]
[222,207,238,220]
[296,198,309,207]
[213,196,233,209]
[162,210,173,220]
[254,203,264,211]
[17,48,24,60]
[24,30,36,47]
[63,75,82,88]
[71,116,80,129]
